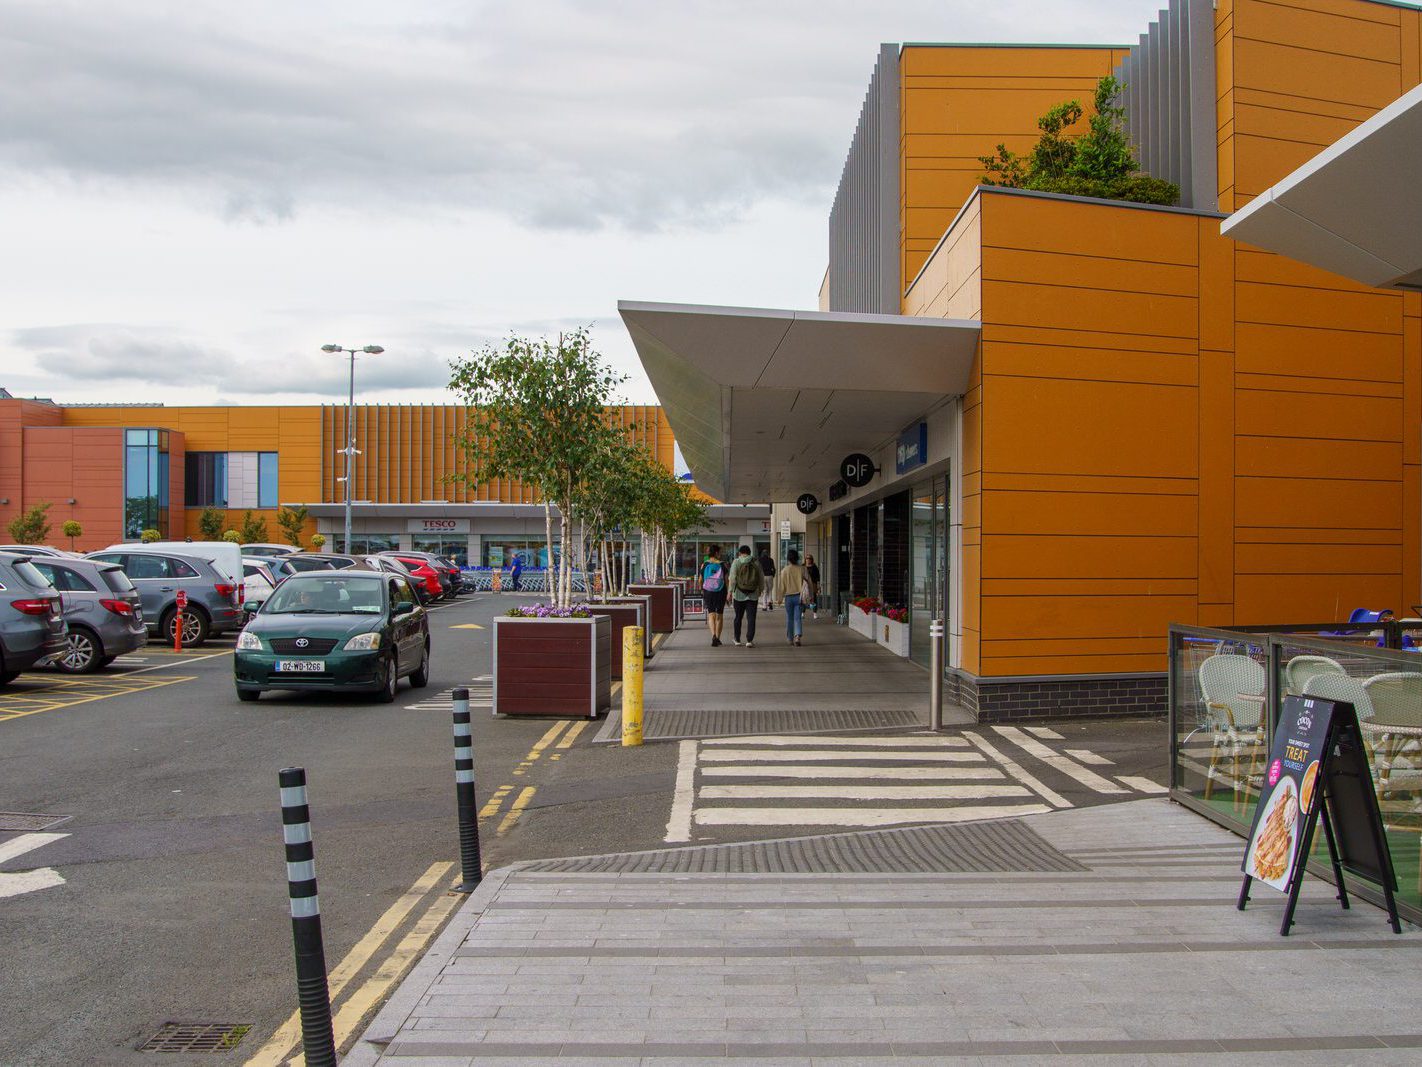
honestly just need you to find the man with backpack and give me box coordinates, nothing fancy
[727,545,763,647]
[700,545,729,646]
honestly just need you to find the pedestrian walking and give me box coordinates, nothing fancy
[805,554,821,619]
[774,548,808,646]
[727,545,763,647]
[757,548,776,611]
[700,545,729,646]
[508,553,523,592]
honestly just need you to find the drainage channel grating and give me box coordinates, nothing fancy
[519,818,1088,875]
[0,812,71,832]
[595,707,923,743]
[139,1022,251,1054]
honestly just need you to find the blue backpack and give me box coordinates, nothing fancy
[702,560,724,592]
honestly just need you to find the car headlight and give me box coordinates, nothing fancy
[343,632,382,651]
[236,630,262,651]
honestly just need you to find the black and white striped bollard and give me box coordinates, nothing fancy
[452,688,484,892]
[278,767,337,1067]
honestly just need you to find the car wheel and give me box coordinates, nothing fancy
[164,607,210,648]
[376,651,399,703]
[410,642,430,688]
[56,627,103,674]
[236,688,261,702]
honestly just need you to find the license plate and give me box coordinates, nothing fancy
[275,660,325,672]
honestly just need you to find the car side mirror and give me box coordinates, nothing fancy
[241,601,259,615]
[394,600,415,615]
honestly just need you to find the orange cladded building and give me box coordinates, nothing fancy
[621,0,1422,719]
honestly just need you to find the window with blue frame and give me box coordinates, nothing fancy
[123,429,169,538]
[184,452,228,507]
[258,452,279,508]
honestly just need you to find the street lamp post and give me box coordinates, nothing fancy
[321,344,384,553]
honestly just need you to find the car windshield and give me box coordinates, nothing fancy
[262,576,384,614]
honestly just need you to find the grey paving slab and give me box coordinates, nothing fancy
[346,800,1421,1065]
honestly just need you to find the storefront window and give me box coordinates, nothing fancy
[258,452,279,509]
[333,534,400,554]
[413,536,469,567]
[908,473,951,669]
[184,452,228,507]
[483,540,556,569]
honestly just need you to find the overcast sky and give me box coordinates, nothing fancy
[2,1,1151,407]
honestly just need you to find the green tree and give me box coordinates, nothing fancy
[450,328,626,607]
[979,75,1178,206]
[140,528,161,543]
[62,519,83,551]
[7,502,53,545]
[198,507,225,540]
[238,511,269,543]
[277,505,309,547]
[310,533,327,550]
[222,529,240,543]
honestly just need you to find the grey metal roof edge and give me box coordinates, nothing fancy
[898,42,1134,51]
[904,183,1227,299]
[617,299,979,333]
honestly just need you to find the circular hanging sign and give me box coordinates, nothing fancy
[796,493,819,515]
[839,453,876,488]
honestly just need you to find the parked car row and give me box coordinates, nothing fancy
[0,541,466,685]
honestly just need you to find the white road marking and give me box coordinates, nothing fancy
[992,726,1129,794]
[1117,775,1169,794]
[699,749,984,763]
[0,833,68,899]
[1066,748,1114,766]
[694,805,1051,827]
[699,784,1033,801]
[127,650,233,673]
[963,731,1072,809]
[699,765,1005,780]
[1025,726,1065,740]
[664,739,697,843]
[701,735,970,748]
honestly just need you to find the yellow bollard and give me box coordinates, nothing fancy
[622,625,644,747]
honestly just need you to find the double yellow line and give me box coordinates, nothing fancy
[243,862,461,1067]
[486,719,588,835]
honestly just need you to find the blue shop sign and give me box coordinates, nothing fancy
[896,423,927,475]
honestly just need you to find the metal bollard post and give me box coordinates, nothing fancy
[173,589,187,652]
[451,688,484,892]
[929,618,945,732]
[622,626,645,747]
[278,767,337,1067]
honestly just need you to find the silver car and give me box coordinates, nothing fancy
[85,549,243,646]
[28,556,147,673]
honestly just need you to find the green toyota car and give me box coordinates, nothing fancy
[234,570,430,703]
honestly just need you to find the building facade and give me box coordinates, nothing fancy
[0,399,764,565]
[623,0,1422,719]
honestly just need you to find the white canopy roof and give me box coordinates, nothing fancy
[618,301,980,503]
[1221,81,1422,290]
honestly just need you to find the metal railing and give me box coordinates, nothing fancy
[1169,622,1422,924]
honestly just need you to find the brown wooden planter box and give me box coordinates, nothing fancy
[627,584,677,633]
[492,615,611,718]
[581,603,645,679]
[601,596,654,657]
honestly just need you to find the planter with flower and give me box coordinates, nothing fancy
[848,596,882,639]
[877,606,911,658]
[492,604,611,718]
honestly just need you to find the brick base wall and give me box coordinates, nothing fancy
[947,670,1166,722]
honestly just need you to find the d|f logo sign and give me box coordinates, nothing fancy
[839,453,876,489]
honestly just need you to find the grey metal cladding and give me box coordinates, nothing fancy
[828,44,900,315]
[1117,0,1217,211]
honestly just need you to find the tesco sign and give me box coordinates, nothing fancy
[409,518,469,534]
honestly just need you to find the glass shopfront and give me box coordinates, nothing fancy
[413,536,469,567]
[909,477,949,668]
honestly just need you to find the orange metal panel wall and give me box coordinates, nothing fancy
[898,45,1127,292]
[1217,0,1422,213]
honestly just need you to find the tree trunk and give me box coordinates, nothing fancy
[543,500,555,602]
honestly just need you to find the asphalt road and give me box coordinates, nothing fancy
[0,595,1170,1065]
[0,593,677,1067]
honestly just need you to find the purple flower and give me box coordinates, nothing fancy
[506,603,591,619]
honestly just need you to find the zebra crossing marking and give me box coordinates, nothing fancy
[404,677,492,712]
[1116,775,1169,794]
[698,784,1033,801]
[962,731,1072,809]
[699,765,1005,780]
[701,735,970,748]
[1025,726,1064,740]
[992,726,1128,795]
[698,748,983,763]
[693,805,1052,827]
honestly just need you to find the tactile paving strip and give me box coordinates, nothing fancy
[517,818,1087,875]
[594,707,922,743]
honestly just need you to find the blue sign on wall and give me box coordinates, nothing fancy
[895,423,927,475]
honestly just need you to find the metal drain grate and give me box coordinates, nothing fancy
[519,818,1088,875]
[138,1023,251,1054]
[0,812,71,832]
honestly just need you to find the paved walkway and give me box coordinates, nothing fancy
[348,799,1421,1065]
